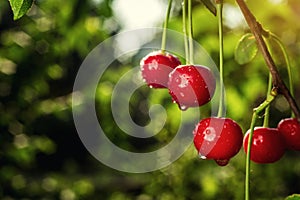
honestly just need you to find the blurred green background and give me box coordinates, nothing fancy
[1,0,300,199]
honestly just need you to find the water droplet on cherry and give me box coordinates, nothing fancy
[215,159,229,166]
[179,105,187,111]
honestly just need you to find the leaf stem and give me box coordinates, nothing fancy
[161,0,173,54]
[235,0,300,122]
[216,1,224,117]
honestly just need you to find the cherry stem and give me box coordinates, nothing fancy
[269,32,295,118]
[235,0,300,122]
[182,0,189,64]
[245,111,257,200]
[188,0,194,64]
[161,0,173,54]
[263,73,272,127]
[216,1,225,118]
[245,90,277,200]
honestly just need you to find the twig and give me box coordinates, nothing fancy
[235,0,300,121]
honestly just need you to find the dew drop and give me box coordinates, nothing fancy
[215,159,229,166]
[179,105,187,111]
[203,127,216,142]
[254,135,263,145]
[199,154,207,160]
[180,92,185,97]
[178,74,190,88]
[148,60,158,70]
[149,85,153,88]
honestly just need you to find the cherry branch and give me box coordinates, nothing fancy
[235,0,300,122]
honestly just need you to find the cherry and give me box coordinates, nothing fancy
[140,51,181,88]
[278,118,300,151]
[168,65,216,110]
[193,117,243,166]
[243,127,285,164]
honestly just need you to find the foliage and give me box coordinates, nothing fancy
[234,33,257,65]
[1,0,300,199]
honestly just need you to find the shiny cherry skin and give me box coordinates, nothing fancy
[140,51,181,88]
[278,118,300,151]
[243,127,286,164]
[193,117,243,166]
[168,65,216,110]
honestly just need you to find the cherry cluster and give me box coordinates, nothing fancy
[140,50,300,167]
[244,118,300,164]
[140,50,215,110]
[140,50,244,166]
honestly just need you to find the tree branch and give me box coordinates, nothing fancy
[235,0,300,121]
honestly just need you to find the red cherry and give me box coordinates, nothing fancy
[243,127,285,164]
[140,51,181,88]
[278,118,300,151]
[168,65,216,110]
[193,117,243,166]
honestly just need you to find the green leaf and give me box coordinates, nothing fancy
[234,33,258,65]
[200,0,217,16]
[285,194,300,200]
[8,0,33,20]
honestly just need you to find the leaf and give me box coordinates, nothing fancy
[234,33,258,65]
[200,0,217,16]
[285,194,300,200]
[8,0,33,20]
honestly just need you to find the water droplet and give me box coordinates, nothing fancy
[149,85,153,88]
[180,92,185,97]
[179,105,187,111]
[203,127,216,142]
[178,74,190,88]
[148,60,158,70]
[254,135,263,145]
[215,159,229,166]
[199,154,207,160]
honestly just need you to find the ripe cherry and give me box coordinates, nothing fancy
[243,127,285,164]
[278,118,300,151]
[168,65,216,110]
[193,117,243,166]
[140,51,181,88]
